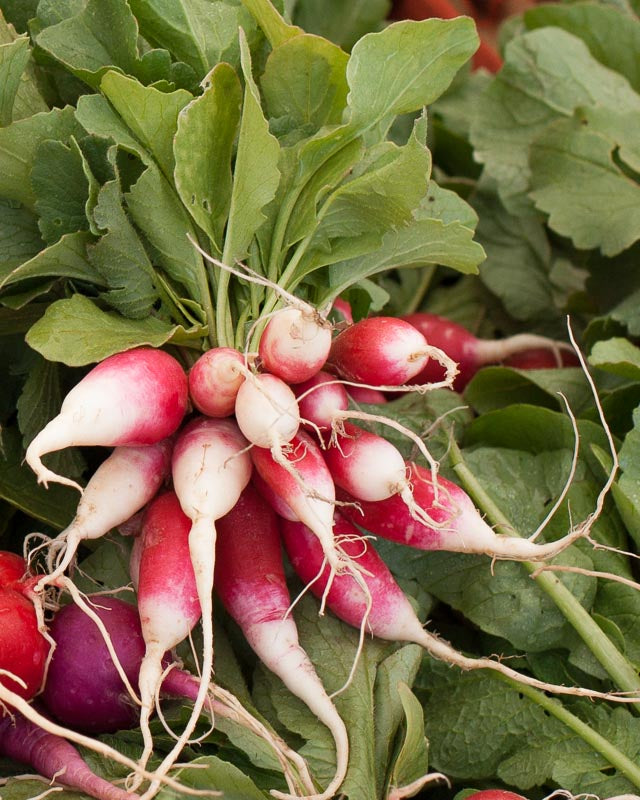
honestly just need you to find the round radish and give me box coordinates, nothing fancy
[234,372,301,449]
[188,346,245,417]
[293,371,349,434]
[0,551,27,588]
[259,307,332,384]
[0,588,50,702]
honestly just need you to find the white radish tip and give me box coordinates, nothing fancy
[27,459,83,494]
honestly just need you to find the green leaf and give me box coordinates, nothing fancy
[76,94,151,164]
[0,35,30,125]
[125,163,204,301]
[223,30,281,263]
[0,201,43,276]
[346,18,478,128]
[25,294,200,366]
[34,0,142,88]
[589,337,640,381]
[241,0,302,48]
[0,780,86,800]
[0,425,77,530]
[87,179,159,318]
[159,755,266,800]
[529,113,640,257]
[611,409,640,549]
[261,33,349,136]
[471,28,640,215]
[174,63,242,250]
[292,0,390,51]
[99,71,192,181]
[387,682,430,796]
[0,106,82,208]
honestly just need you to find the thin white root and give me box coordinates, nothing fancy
[530,564,640,593]
[387,771,449,800]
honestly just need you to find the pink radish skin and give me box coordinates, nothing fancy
[37,438,173,590]
[234,372,301,449]
[25,348,188,491]
[0,710,139,800]
[347,385,387,404]
[188,346,245,417]
[0,551,27,588]
[404,312,574,391]
[216,484,349,800]
[0,588,50,702]
[135,491,201,776]
[330,298,353,325]
[293,371,349,434]
[337,461,584,561]
[259,307,333,384]
[327,317,433,386]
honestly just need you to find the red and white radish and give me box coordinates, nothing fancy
[25,348,188,491]
[0,709,140,800]
[293,371,349,436]
[327,316,457,389]
[0,551,27,588]
[346,385,387,404]
[403,312,575,390]
[259,307,332,384]
[234,371,301,449]
[216,484,349,800]
[188,346,246,417]
[37,438,173,590]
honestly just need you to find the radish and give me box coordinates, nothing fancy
[293,371,349,435]
[0,587,50,702]
[25,348,188,491]
[234,371,301,449]
[215,483,349,800]
[0,709,139,800]
[259,307,333,384]
[327,316,458,389]
[346,385,387,404]
[37,438,173,590]
[503,347,580,369]
[403,312,575,390]
[464,792,529,800]
[0,551,27,587]
[157,416,252,799]
[281,515,638,703]
[133,491,201,778]
[188,346,246,417]
[337,461,592,561]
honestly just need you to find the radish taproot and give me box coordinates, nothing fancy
[188,346,246,417]
[25,348,188,491]
[258,307,333,384]
[403,312,574,390]
[216,483,349,800]
[0,709,139,800]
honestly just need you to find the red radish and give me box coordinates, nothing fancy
[464,792,529,800]
[0,551,26,587]
[25,348,188,491]
[327,317,437,386]
[188,346,245,417]
[216,484,349,800]
[134,491,201,776]
[281,515,635,703]
[330,297,353,325]
[37,438,173,590]
[503,348,580,369]
[347,385,387,404]
[293,371,349,435]
[403,312,574,390]
[0,709,139,800]
[259,307,333,384]
[0,587,50,701]
[337,461,589,561]
[234,371,301,449]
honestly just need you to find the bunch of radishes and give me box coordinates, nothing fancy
[4,304,583,799]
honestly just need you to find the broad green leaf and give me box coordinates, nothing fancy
[241,0,302,48]
[1,1,40,33]
[100,71,192,180]
[129,0,258,78]
[0,35,30,125]
[0,201,43,276]
[174,63,242,249]
[0,231,100,289]
[31,138,91,244]
[589,338,640,381]
[524,2,640,93]
[159,755,266,800]
[261,34,349,136]
[125,163,204,301]
[32,0,86,27]
[387,682,430,796]
[292,0,390,51]
[529,114,640,257]
[87,180,159,318]
[25,294,200,366]
[76,94,151,163]
[0,780,85,800]
[346,18,478,128]
[34,0,142,88]
[0,426,77,530]
[223,31,281,263]
[471,28,640,215]
[0,106,82,208]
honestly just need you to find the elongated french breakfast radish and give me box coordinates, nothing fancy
[259,307,333,384]
[216,484,349,800]
[235,371,301,449]
[134,491,201,777]
[0,587,50,701]
[281,515,638,703]
[25,348,188,491]
[327,316,457,388]
[403,312,574,390]
[188,346,245,417]
[37,439,173,590]
[337,461,588,561]
[0,709,139,800]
